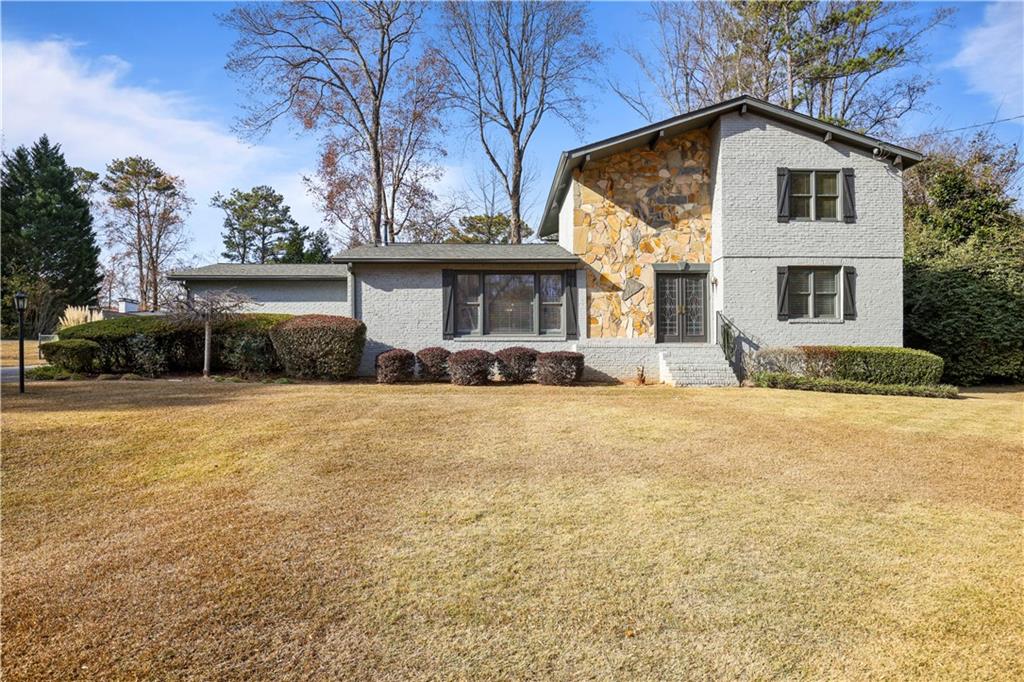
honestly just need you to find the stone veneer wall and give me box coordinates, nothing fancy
[572,128,712,338]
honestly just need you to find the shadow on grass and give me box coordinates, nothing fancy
[0,377,297,414]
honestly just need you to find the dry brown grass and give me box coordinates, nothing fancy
[2,381,1021,680]
[0,339,42,366]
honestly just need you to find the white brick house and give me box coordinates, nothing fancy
[171,96,922,384]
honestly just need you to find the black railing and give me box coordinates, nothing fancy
[716,311,762,377]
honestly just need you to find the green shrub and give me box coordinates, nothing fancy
[752,371,959,399]
[127,334,168,377]
[39,339,100,373]
[59,317,170,372]
[905,256,1024,385]
[220,333,280,377]
[27,365,78,381]
[269,315,366,379]
[57,313,291,375]
[803,346,944,385]
[750,346,944,386]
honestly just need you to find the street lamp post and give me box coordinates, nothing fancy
[13,291,28,394]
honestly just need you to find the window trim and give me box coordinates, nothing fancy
[788,169,841,222]
[453,270,567,338]
[786,266,841,320]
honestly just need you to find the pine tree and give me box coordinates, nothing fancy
[1,136,102,335]
[445,214,534,244]
[212,186,298,263]
[277,225,332,263]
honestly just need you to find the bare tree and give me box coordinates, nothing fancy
[615,0,952,135]
[100,157,192,311]
[169,289,254,378]
[308,52,450,246]
[437,1,601,243]
[224,1,439,246]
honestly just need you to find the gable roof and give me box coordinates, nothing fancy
[167,263,350,281]
[331,243,578,264]
[538,95,923,238]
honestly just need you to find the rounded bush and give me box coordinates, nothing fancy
[39,339,100,373]
[536,351,585,386]
[495,346,539,383]
[416,346,451,381]
[377,349,416,384]
[448,349,494,386]
[269,314,366,380]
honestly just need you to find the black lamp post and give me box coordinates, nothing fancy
[14,291,28,394]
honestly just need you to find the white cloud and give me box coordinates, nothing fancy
[0,39,322,257]
[951,2,1024,115]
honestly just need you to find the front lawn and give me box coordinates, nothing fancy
[2,382,1021,679]
[0,339,42,366]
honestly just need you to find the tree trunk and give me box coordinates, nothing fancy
[509,153,524,244]
[203,317,212,378]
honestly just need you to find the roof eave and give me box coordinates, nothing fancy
[166,273,348,282]
[537,95,924,238]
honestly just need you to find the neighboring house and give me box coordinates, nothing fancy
[170,95,922,385]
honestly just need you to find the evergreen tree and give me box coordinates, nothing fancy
[212,186,298,263]
[277,226,332,263]
[1,136,102,335]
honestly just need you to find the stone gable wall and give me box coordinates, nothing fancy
[572,128,712,338]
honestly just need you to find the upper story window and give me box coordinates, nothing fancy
[790,170,839,221]
[777,167,855,224]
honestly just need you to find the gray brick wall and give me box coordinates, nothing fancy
[354,265,582,376]
[713,111,904,348]
[188,280,349,317]
[716,111,904,259]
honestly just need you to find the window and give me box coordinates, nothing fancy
[539,274,564,333]
[453,271,567,336]
[787,267,839,319]
[789,170,839,221]
[455,273,480,334]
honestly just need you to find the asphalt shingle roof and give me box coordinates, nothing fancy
[331,243,578,263]
[166,263,350,280]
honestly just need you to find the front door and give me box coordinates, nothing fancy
[656,273,707,343]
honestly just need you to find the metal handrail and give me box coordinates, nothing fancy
[716,311,764,372]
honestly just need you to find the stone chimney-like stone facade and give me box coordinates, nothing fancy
[571,128,712,338]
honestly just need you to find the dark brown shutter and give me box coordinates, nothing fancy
[843,266,857,319]
[442,270,456,339]
[777,267,790,319]
[777,168,791,222]
[564,270,579,339]
[842,168,856,223]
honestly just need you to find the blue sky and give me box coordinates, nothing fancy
[2,1,1022,261]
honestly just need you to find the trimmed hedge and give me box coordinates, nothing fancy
[269,314,366,379]
[801,346,944,385]
[752,371,959,399]
[495,346,538,383]
[536,351,585,386]
[448,349,494,386]
[39,339,100,373]
[749,346,944,386]
[416,347,450,381]
[58,314,291,375]
[377,349,415,384]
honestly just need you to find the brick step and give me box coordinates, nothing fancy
[659,348,738,387]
